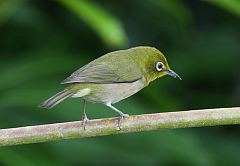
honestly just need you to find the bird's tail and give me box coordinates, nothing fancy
[38,89,76,109]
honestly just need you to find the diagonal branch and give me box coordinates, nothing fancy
[0,107,240,147]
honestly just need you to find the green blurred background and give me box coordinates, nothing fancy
[0,0,240,165]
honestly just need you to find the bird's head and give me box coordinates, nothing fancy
[130,46,181,83]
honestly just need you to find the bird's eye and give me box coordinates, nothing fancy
[156,62,164,71]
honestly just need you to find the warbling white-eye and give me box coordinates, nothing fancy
[39,46,181,129]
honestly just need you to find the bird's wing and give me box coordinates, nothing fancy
[61,57,142,84]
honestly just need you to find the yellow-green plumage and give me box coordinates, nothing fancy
[39,46,180,129]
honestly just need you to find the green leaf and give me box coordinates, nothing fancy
[58,0,128,48]
[204,0,240,17]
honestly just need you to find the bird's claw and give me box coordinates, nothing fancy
[117,113,129,130]
[82,113,89,130]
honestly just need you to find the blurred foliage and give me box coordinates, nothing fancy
[150,0,194,27]
[0,0,27,25]
[205,0,240,17]
[0,0,240,166]
[58,0,128,48]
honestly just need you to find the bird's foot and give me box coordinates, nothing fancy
[117,113,129,130]
[82,113,89,130]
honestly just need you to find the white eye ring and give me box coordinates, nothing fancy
[156,62,164,71]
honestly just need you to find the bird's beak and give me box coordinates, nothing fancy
[164,69,182,80]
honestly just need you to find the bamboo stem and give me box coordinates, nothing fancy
[0,107,240,147]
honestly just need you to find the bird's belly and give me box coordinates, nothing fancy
[83,79,144,104]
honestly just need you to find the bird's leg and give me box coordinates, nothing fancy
[82,99,88,130]
[106,103,129,130]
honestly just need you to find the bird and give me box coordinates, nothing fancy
[39,46,181,130]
